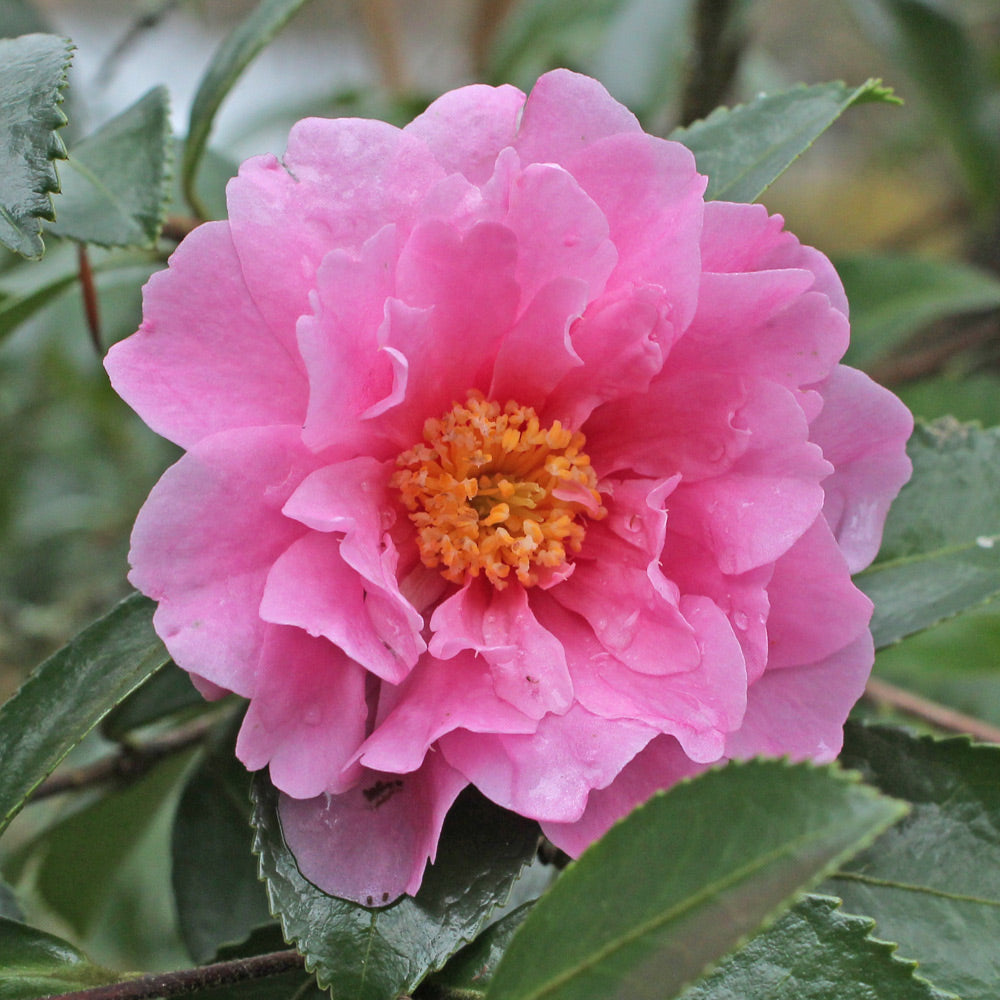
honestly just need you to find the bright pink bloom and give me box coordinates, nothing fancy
[106,70,912,903]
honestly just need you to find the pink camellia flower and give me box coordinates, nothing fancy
[106,69,912,905]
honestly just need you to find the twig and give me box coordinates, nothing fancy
[160,215,202,243]
[680,0,747,127]
[360,0,408,97]
[44,951,305,1000]
[33,715,218,801]
[864,676,1000,744]
[472,0,518,74]
[77,244,102,356]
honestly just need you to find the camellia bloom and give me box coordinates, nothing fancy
[106,70,912,905]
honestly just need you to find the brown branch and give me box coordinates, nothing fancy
[864,676,1000,744]
[77,244,102,356]
[33,715,217,801]
[160,215,202,243]
[472,0,519,74]
[360,0,408,97]
[46,951,305,1000]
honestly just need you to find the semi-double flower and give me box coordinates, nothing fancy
[107,70,912,904]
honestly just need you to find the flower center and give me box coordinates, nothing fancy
[392,393,605,589]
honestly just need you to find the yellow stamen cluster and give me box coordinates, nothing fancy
[392,394,606,588]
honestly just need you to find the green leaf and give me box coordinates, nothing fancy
[676,893,953,1000]
[101,661,209,741]
[856,419,1000,648]
[48,86,172,248]
[422,904,535,999]
[828,723,1000,1000]
[0,0,53,39]
[847,0,1000,212]
[0,880,22,921]
[0,33,71,259]
[0,919,118,999]
[896,374,1000,428]
[839,254,1000,370]
[670,79,898,203]
[172,720,274,963]
[485,760,906,1000]
[0,591,169,835]
[252,777,539,1000]
[181,0,313,219]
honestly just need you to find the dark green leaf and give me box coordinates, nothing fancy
[0,592,169,835]
[857,420,1000,648]
[828,723,1000,1000]
[0,880,22,921]
[0,919,118,999]
[840,254,1000,370]
[181,0,313,219]
[670,79,898,203]
[48,86,172,248]
[173,720,273,963]
[422,904,534,999]
[677,893,953,1000]
[252,776,539,1000]
[102,661,209,740]
[847,0,1000,211]
[0,33,71,258]
[485,760,906,1000]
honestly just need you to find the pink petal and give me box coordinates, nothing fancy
[226,117,445,345]
[544,284,673,428]
[260,532,415,684]
[515,69,641,167]
[701,201,848,315]
[429,580,574,719]
[297,224,402,455]
[236,626,367,798]
[725,632,874,763]
[666,379,831,575]
[440,704,656,823]
[541,735,708,857]
[128,426,315,695]
[764,517,873,670]
[586,369,749,481]
[278,754,467,905]
[357,649,538,774]
[810,365,913,573]
[104,222,306,450]
[404,83,526,184]
[566,132,706,327]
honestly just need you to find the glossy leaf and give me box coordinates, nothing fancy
[485,760,905,1000]
[670,79,898,203]
[102,661,209,740]
[0,33,71,258]
[422,904,535,998]
[173,720,274,962]
[48,86,172,248]
[828,723,1000,1000]
[0,592,169,835]
[857,420,1000,648]
[0,919,118,1000]
[840,254,1000,370]
[847,0,999,211]
[181,0,313,218]
[252,777,539,1000]
[677,894,952,1000]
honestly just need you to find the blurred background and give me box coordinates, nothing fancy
[1,0,999,714]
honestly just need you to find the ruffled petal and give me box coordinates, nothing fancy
[764,517,873,671]
[405,83,526,184]
[809,365,913,572]
[357,650,538,774]
[515,69,641,167]
[236,626,367,798]
[542,735,707,856]
[429,580,574,719]
[278,754,467,905]
[127,426,315,695]
[104,222,307,450]
[226,117,445,344]
[440,703,656,823]
[725,632,874,763]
